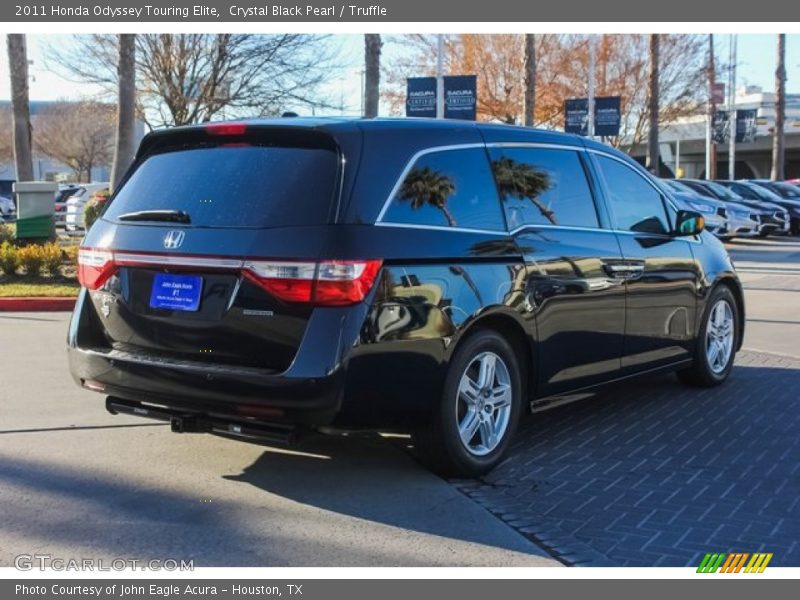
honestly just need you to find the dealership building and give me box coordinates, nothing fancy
[627,87,800,179]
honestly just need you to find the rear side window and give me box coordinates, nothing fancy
[488,147,599,229]
[104,145,338,228]
[595,155,670,234]
[381,148,505,231]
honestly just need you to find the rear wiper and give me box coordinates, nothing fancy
[117,210,191,224]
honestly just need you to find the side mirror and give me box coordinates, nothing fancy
[675,210,705,236]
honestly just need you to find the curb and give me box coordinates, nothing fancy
[0,296,77,312]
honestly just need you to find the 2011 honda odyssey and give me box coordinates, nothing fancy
[68,118,744,477]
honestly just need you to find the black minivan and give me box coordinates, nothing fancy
[68,118,744,477]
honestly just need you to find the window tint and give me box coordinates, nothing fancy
[488,148,599,229]
[595,155,670,234]
[104,145,338,228]
[382,148,505,230]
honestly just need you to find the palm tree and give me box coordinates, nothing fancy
[6,34,33,181]
[646,34,660,175]
[398,166,457,226]
[111,34,137,192]
[364,34,382,118]
[523,34,536,127]
[491,157,555,224]
[771,34,786,181]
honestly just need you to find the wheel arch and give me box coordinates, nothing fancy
[712,275,746,351]
[455,309,536,402]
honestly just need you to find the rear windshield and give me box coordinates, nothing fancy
[104,144,339,228]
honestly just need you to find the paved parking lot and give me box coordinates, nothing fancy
[0,237,797,568]
[454,237,800,566]
[0,311,556,567]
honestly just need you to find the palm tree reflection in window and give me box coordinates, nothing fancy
[398,166,458,227]
[492,157,557,225]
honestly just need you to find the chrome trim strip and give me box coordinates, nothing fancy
[113,253,245,269]
[374,143,486,223]
[374,221,506,236]
[486,142,584,151]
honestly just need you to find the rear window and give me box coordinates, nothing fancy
[104,145,338,228]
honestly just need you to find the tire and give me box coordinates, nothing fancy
[678,286,739,387]
[412,329,524,478]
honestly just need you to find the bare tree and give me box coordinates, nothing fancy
[523,34,536,127]
[49,34,338,127]
[34,102,115,182]
[7,34,33,181]
[111,34,136,191]
[364,34,382,118]
[646,34,660,173]
[771,34,786,181]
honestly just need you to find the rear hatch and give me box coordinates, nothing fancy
[78,124,376,373]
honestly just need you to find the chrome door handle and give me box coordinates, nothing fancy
[604,263,645,280]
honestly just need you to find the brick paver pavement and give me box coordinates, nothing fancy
[452,350,800,566]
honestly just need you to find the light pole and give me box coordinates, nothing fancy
[728,34,738,180]
[436,34,445,119]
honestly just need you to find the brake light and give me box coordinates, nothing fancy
[243,260,382,306]
[77,247,116,290]
[205,122,248,136]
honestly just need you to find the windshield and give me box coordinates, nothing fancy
[104,144,339,228]
[703,181,740,201]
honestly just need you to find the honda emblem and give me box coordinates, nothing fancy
[163,230,185,250]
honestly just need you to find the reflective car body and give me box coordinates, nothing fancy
[67,118,744,454]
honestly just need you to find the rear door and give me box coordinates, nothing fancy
[81,126,343,373]
[591,152,699,371]
[488,145,626,393]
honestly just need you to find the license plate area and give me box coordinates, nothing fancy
[149,273,203,312]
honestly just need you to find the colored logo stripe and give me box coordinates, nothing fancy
[697,552,773,573]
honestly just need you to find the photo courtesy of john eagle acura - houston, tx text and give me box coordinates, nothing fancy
[68,117,744,478]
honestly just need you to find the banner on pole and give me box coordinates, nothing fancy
[564,96,621,136]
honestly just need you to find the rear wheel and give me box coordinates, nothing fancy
[412,330,523,478]
[678,286,739,387]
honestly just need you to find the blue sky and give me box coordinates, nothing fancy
[0,34,796,118]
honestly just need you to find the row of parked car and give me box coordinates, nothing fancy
[55,183,110,232]
[663,178,800,241]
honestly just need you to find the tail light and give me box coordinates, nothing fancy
[243,259,382,306]
[77,248,382,306]
[77,248,115,290]
[205,122,248,136]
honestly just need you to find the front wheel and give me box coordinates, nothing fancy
[412,330,523,478]
[678,286,739,387]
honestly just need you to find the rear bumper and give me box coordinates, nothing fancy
[68,344,345,426]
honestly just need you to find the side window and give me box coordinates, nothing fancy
[595,155,670,234]
[488,147,599,230]
[382,148,505,231]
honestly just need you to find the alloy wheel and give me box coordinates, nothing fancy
[455,351,513,456]
[705,299,735,374]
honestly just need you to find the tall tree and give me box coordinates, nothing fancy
[6,34,33,181]
[50,34,337,127]
[523,34,536,127]
[110,34,136,191]
[771,34,786,181]
[364,34,382,118]
[646,34,660,174]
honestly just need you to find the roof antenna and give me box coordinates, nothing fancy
[281,111,299,118]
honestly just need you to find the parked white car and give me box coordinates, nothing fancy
[65,183,109,232]
[0,194,15,222]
